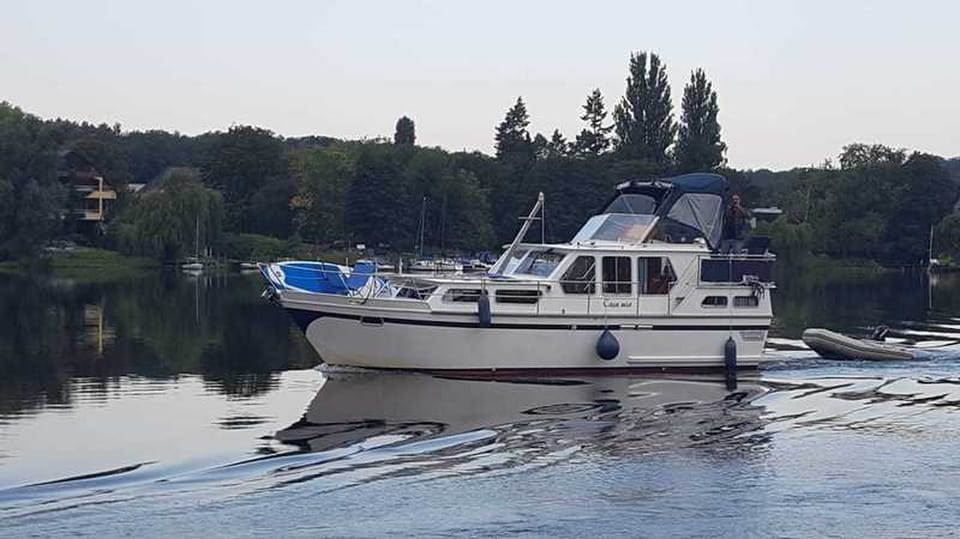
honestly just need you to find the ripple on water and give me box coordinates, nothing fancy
[3,364,960,536]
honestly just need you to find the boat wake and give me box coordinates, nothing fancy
[4,363,960,529]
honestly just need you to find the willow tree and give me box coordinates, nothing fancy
[111,168,223,261]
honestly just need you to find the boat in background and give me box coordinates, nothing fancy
[181,216,204,272]
[260,260,387,297]
[181,258,204,272]
[461,258,492,272]
[260,173,776,372]
[408,257,463,273]
[802,327,913,361]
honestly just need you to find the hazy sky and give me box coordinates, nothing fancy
[1,0,957,169]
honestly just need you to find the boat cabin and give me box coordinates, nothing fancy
[383,173,775,318]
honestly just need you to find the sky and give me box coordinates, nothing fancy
[1,0,957,170]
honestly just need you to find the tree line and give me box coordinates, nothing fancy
[1,50,958,266]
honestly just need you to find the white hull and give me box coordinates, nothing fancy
[283,295,769,371]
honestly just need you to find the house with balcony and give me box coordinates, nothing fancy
[57,150,118,233]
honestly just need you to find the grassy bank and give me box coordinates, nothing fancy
[0,248,159,281]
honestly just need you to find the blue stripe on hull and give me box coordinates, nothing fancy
[284,308,769,333]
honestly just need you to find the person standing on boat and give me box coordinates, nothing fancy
[721,193,751,254]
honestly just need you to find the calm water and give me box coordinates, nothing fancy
[2,268,960,537]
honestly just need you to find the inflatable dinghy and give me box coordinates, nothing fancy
[802,327,913,361]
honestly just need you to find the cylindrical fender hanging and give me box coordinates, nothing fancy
[477,289,492,327]
[596,328,620,360]
[724,336,738,390]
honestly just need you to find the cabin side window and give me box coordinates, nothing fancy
[495,289,541,304]
[702,295,728,307]
[560,256,596,294]
[637,257,676,295]
[734,295,759,308]
[442,288,482,303]
[602,256,632,295]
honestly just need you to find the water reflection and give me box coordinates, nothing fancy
[773,265,960,339]
[769,268,960,357]
[0,272,315,418]
[278,370,771,462]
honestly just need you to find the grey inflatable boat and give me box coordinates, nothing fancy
[802,327,913,361]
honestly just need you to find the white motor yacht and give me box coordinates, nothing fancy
[260,174,776,372]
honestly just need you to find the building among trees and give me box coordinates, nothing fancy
[57,149,118,234]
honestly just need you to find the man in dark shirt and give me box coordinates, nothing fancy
[720,193,751,254]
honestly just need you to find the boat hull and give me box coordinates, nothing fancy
[284,301,770,371]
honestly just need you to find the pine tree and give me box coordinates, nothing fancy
[494,97,534,163]
[613,52,676,165]
[614,52,647,158]
[532,133,549,160]
[546,129,569,158]
[394,116,416,145]
[573,89,613,156]
[676,69,726,172]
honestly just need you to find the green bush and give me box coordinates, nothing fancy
[221,233,303,261]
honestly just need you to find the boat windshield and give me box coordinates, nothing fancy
[570,214,657,244]
[513,250,564,277]
[603,193,658,215]
[500,248,529,274]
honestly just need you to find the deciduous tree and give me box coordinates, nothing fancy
[394,116,416,146]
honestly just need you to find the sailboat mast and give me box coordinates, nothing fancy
[195,214,200,259]
[418,195,426,259]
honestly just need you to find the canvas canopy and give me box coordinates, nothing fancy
[598,173,729,249]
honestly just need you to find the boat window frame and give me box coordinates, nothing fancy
[570,213,658,245]
[601,256,633,295]
[701,295,728,308]
[495,289,542,304]
[500,248,530,275]
[511,249,565,278]
[442,288,482,303]
[637,257,676,295]
[560,255,597,294]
